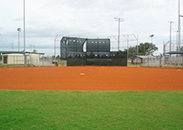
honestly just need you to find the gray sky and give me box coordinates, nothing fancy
[0,0,182,55]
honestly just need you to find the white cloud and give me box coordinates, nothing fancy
[0,0,182,55]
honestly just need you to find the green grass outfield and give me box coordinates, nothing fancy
[0,90,182,130]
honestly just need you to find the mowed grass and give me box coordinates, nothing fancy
[0,90,182,130]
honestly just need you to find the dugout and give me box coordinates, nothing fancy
[0,51,44,65]
[130,56,157,64]
[166,51,183,66]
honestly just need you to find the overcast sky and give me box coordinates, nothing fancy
[0,0,183,55]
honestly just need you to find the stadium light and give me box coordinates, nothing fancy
[114,17,124,51]
[149,34,154,43]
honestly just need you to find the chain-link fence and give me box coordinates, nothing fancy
[163,55,183,67]
[129,54,183,67]
[128,47,183,67]
[32,56,53,66]
[161,40,183,67]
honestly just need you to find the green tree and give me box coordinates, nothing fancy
[126,42,158,56]
[125,46,137,57]
[33,49,37,53]
[138,42,158,55]
[56,55,60,59]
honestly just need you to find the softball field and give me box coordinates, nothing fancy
[0,66,182,91]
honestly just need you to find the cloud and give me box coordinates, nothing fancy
[0,0,182,55]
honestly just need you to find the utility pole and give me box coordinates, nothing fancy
[114,17,124,51]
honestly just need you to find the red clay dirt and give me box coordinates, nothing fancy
[0,66,182,91]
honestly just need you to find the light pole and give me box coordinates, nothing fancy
[17,28,21,51]
[12,43,14,51]
[178,0,183,66]
[33,45,35,52]
[150,34,154,43]
[114,17,124,51]
[168,21,174,53]
[54,34,58,63]
[175,30,178,51]
[30,45,33,52]
[23,0,26,66]
[132,34,139,64]
[0,34,1,62]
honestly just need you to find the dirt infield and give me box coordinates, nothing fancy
[0,66,182,91]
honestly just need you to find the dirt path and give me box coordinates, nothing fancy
[0,66,182,91]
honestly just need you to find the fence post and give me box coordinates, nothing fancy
[160,54,162,67]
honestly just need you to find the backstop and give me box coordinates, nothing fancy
[60,37,127,66]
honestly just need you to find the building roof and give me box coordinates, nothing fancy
[166,51,183,54]
[130,55,156,59]
[0,51,26,54]
[0,51,44,55]
[138,56,156,59]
